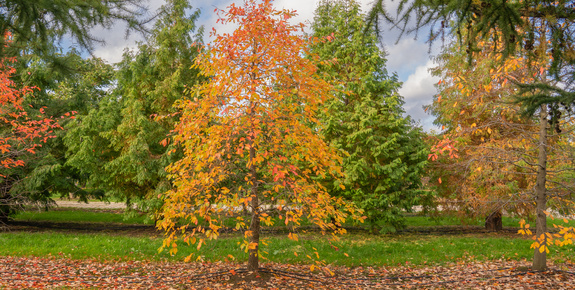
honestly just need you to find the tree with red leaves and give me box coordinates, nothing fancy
[0,53,61,221]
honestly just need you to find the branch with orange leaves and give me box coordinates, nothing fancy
[519,213,575,254]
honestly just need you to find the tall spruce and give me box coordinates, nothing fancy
[311,0,430,230]
[65,0,203,215]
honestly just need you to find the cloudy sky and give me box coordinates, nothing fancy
[90,0,440,130]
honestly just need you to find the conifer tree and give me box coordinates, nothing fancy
[0,0,149,63]
[311,0,430,230]
[65,0,203,215]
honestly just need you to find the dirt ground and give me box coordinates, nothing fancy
[55,200,127,210]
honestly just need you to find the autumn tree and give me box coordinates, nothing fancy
[368,0,575,271]
[158,0,362,272]
[310,0,430,230]
[65,0,203,215]
[0,54,61,221]
[427,35,575,270]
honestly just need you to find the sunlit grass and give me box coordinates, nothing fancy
[1,231,573,267]
[7,208,574,267]
[14,210,153,225]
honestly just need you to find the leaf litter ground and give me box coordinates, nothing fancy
[0,256,573,289]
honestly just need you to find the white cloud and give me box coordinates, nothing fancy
[90,0,167,63]
[398,59,439,131]
[385,38,432,79]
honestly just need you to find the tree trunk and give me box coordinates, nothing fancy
[247,144,260,272]
[485,209,502,231]
[533,104,548,271]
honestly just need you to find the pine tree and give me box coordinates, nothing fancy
[311,0,430,230]
[0,0,149,63]
[65,0,203,216]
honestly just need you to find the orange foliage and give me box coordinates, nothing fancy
[429,35,575,259]
[0,56,61,176]
[157,0,362,267]
[428,38,575,218]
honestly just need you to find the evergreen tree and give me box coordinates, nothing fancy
[65,0,203,216]
[13,53,114,200]
[311,0,430,230]
[0,49,114,221]
[0,0,149,63]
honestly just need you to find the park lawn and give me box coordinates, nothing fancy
[6,208,574,268]
[14,210,153,225]
[1,230,573,268]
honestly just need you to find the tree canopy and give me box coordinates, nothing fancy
[158,0,363,271]
[311,0,430,230]
[0,0,150,58]
[65,0,203,214]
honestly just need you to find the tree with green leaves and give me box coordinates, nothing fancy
[9,52,114,201]
[0,0,150,64]
[65,0,203,217]
[311,0,430,230]
[0,46,113,222]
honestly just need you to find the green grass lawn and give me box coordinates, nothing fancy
[404,215,575,229]
[6,209,574,267]
[1,231,573,267]
[14,210,153,225]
